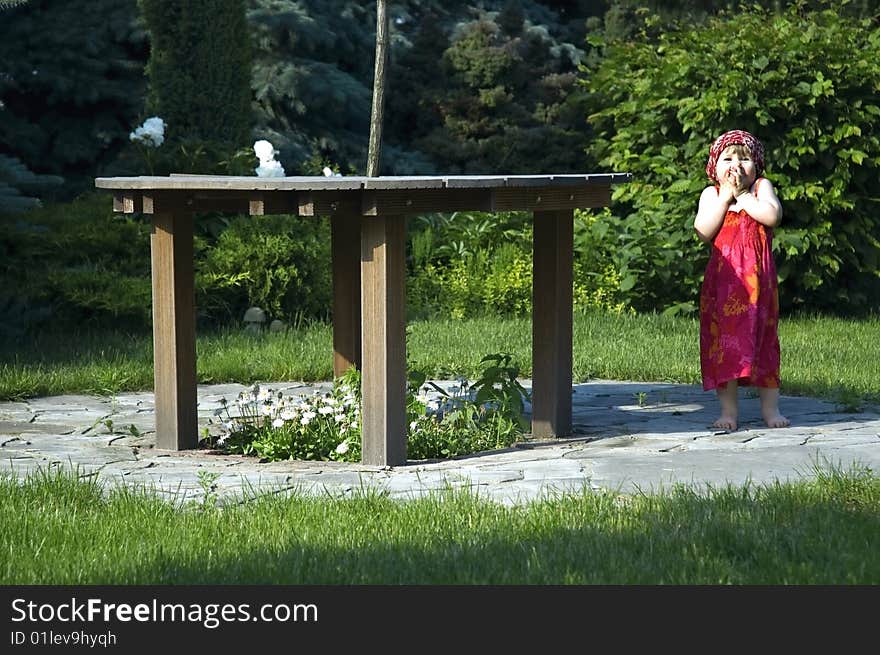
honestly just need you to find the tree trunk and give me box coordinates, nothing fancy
[366,0,389,177]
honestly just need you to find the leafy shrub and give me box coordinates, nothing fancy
[406,210,632,319]
[0,194,334,334]
[0,193,152,333]
[583,1,880,315]
[407,211,533,319]
[407,353,531,459]
[197,214,332,325]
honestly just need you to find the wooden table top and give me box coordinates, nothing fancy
[95,173,632,192]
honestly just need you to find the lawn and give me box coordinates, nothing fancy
[2,462,877,584]
[2,310,878,585]
[2,311,878,404]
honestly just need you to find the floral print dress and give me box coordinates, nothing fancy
[699,178,781,391]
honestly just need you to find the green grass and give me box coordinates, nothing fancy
[2,312,877,585]
[2,462,877,584]
[1,311,878,403]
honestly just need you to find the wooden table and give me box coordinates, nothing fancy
[94,173,631,466]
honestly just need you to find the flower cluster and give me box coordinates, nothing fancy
[253,139,285,177]
[204,355,530,463]
[208,379,361,462]
[129,117,166,148]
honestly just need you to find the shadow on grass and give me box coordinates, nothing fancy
[2,462,877,585]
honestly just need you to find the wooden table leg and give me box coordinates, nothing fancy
[531,209,573,438]
[360,214,407,466]
[150,212,198,450]
[331,212,362,378]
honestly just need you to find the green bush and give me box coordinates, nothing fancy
[406,210,632,319]
[0,194,152,334]
[0,195,334,334]
[583,0,880,315]
[407,211,532,319]
[197,214,332,325]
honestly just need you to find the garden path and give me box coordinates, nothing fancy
[1,380,878,506]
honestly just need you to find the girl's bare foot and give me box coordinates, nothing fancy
[758,387,789,428]
[713,415,738,431]
[714,381,739,431]
[763,412,790,428]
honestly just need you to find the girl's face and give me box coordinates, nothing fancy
[716,145,757,185]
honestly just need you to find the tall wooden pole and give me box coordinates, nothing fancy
[366,0,389,177]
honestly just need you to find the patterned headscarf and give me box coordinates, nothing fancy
[705,129,765,181]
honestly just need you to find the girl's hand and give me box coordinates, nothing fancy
[718,168,738,203]
[727,166,751,195]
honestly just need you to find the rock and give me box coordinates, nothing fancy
[243,307,266,333]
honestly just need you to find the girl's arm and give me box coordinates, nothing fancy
[733,177,783,228]
[693,185,732,243]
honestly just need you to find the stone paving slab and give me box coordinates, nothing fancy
[0,381,878,506]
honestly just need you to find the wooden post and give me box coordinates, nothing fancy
[331,212,362,377]
[366,0,389,177]
[531,209,573,438]
[360,214,407,466]
[150,212,198,450]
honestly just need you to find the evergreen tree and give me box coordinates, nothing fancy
[246,0,377,173]
[394,1,589,173]
[246,1,590,175]
[0,155,62,214]
[139,0,253,152]
[0,0,148,196]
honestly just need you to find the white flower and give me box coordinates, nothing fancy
[254,139,286,177]
[409,421,418,431]
[253,139,276,161]
[272,418,285,428]
[256,160,285,178]
[280,409,297,421]
[257,387,271,402]
[335,441,350,454]
[129,116,165,147]
[260,404,273,417]
[318,405,334,415]
[334,413,346,423]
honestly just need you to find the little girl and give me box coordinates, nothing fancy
[694,129,790,431]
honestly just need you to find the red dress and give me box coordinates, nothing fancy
[699,178,780,391]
